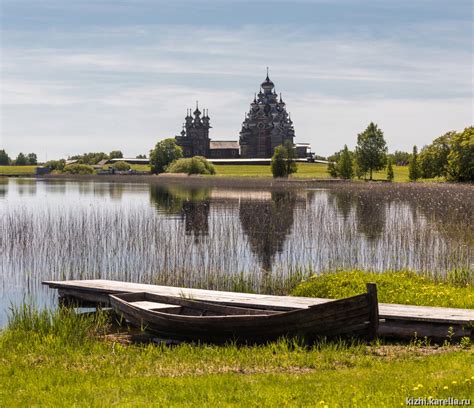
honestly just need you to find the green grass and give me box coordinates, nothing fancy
[0,165,37,175]
[0,305,472,407]
[214,163,331,178]
[291,270,474,309]
[213,163,418,181]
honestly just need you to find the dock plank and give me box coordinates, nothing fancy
[43,279,474,324]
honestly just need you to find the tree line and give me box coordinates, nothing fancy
[0,151,38,166]
[327,124,473,182]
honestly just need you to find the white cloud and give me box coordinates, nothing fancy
[1,23,472,159]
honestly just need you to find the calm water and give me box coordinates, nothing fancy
[0,178,473,326]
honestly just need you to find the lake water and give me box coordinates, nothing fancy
[0,178,472,326]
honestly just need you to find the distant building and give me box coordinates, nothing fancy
[239,71,295,158]
[175,104,211,158]
[174,71,312,160]
[209,141,240,159]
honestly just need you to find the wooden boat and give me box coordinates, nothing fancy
[109,283,379,343]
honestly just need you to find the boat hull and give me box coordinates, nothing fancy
[109,284,378,343]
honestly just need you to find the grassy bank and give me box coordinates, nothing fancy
[0,165,37,175]
[1,270,473,406]
[291,270,473,309]
[0,305,472,407]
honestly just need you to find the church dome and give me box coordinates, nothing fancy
[261,75,274,91]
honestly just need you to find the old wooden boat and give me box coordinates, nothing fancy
[109,283,379,343]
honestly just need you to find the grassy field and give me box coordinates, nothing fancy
[213,163,417,181]
[0,165,37,175]
[0,305,472,407]
[0,270,472,406]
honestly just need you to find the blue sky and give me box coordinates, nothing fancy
[1,0,472,160]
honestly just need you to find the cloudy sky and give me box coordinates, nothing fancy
[1,0,472,160]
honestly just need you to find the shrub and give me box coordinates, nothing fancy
[167,156,216,175]
[45,159,66,171]
[112,161,131,171]
[62,164,95,174]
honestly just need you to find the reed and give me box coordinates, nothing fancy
[0,180,472,324]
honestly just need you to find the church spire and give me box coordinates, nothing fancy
[194,100,201,117]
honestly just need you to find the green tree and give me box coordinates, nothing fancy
[338,145,354,179]
[69,152,109,165]
[27,153,37,165]
[15,152,27,166]
[408,145,421,181]
[283,140,298,177]
[419,132,454,178]
[271,146,287,178]
[327,151,341,177]
[389,150,410,166]
[446,127,474,182]
[136,154,147,159]
[109,150,123,159]
[386,158,394,181]
[355,122,388,180]
[149,138,183,174]
[0,149,10,165]
[271,142,298,178]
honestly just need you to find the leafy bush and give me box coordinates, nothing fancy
[62,164,95,174]
[167,156,216,175]
[291,270,473,309]
[112,161,131,171]
[45,159,66,171]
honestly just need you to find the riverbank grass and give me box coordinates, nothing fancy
[2,268,473,407]
[0,305,472,407]
[291,270,473,309]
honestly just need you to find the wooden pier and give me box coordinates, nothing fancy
[43,279,473,340]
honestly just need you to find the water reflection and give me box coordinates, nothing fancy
[150,186,211,238]
[16,178,37,196]
[0,178,7,199]
[240,191,298,271]
[1,179,472,327]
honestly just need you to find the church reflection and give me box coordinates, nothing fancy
[149,185,301,270]
[239,191,298,271]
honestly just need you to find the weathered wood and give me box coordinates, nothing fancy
[44,279,473,339]
[109,288,377,343]
[378,319,469,340]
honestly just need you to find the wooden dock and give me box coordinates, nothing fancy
[43,279,474,340]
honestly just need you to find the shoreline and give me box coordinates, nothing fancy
[10,173,351,188]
